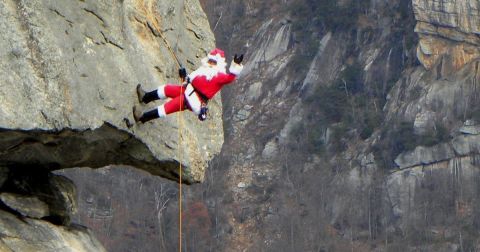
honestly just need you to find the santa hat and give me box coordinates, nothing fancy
[207,48,226,63]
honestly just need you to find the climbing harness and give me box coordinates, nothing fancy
[184,82,209,121]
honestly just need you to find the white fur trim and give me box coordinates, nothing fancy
[229,62,243,76]
[157,85,166,99]
[184,84,202,115]
[208,53,225,63]
[188,58,227,81]
[157,105,166,118]
[208,54,217,61]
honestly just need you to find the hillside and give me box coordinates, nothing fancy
[198,0,480,250]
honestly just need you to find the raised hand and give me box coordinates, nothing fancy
[234,54,244,64]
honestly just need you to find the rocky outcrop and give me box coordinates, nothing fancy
[0,193,50,219]
[388,153,480,232]
[0,0,219,183]
[391,129,480,169]
[390,130,480,224]
[414,0,480,70]
[0,0,217,251]
[0,167,106,252]
[0,208,106,252]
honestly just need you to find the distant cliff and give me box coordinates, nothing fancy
[197,0,480,251]
[414,0,480,70]
[0,0,216,250]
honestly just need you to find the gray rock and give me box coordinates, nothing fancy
[0,193,49,219]
[261,139,279,160]
[0,209,106,252]
[452,134,480,155]
[301,32,333,91]
[0,0,219,183]
[464,119,476,126]
[46,174,77,223]
[1,171,77,225]
[387,155,480,235]
[246,82,263,101]
[413,110,436,134]
[385,60,480,131]
[234,106,252,122]
[394,143,455,169]
[459,125,480,135]
[243,20,291,74]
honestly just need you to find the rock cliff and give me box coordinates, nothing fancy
[194,0,480,251]
[0,0,216,251]
[0,0,219,183]
[18,0,480,251]
[414,0,480,70]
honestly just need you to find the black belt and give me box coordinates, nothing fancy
[187,85,209,104]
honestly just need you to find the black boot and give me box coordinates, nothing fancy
[137,84,159,104]
[133,106,159,123]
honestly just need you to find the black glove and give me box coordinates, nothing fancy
[179,67,187,79]
[198,107,208,121]
[234,54,244,64]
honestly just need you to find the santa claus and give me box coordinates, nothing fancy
[133,48,244,123]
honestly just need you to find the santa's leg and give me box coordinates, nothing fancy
[137,84,160,104]
[163,84,185,99]
[133,105,166,123]
[136,84,184,104]
[134,94,188,123]
[163,95,188,115]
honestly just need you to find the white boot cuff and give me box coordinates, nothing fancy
[157,85,166,99]
[157,105,166,118]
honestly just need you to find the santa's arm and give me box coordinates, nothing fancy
[215,72,236,85]
[229,54,244,76]
[215,59,243,85]
[187,68,204,83]
[229,62,243,76]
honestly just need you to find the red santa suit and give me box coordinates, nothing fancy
[155,48,243,117]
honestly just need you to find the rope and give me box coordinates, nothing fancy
[154,27,184,251]
[158,30,182,69]
[156,19,185,252]
[178,89,183,252]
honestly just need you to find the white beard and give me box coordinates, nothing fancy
[188,57,227,81]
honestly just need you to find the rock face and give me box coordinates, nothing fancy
[0,0,218,251]
[0,208,106,252]
[0,193,50,219]
[0,0,220,183]
[414,0,480,70]
[389,132,480,228]
[0,168,105,252]
[192,0,480,251]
